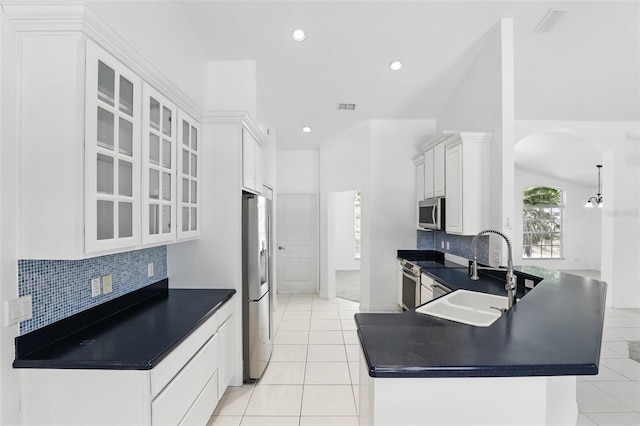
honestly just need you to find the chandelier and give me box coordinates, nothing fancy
[584,165,603,208]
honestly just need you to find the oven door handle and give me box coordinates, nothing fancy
[402,269,420,282]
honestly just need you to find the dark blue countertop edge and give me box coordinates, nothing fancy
[13,281,236,370]
[356,250,607,379]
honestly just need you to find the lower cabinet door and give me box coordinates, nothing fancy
[420,284,433,305]
[179,372,219,426]
[152,333,219,425]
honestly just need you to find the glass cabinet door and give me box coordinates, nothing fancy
[85,41,141,254]
[142,84,177,244]
[177,111,200,239]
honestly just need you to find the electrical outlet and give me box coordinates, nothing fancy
[91,278,101,297]
[440,241,444,249]
[102,274,113,294]
[446,241,450,250]
[4,295,32,326]
[148,263,154,277]
[525,279,535,289]
[492,252,500,263]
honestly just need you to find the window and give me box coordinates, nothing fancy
[354,190,361,259]
[522,186,563,259]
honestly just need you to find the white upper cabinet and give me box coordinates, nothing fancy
[177,111,200,240]
[444,133,491,236]
[16,26,200,258]
[414,156,425,228]
[242,127,264,194]
[423,148,435,199]
[433,142,446,197]
[142,85,178,246]
[85,42,142,254]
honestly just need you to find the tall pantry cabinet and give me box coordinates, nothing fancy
[17,30,200,259]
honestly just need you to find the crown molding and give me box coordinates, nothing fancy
[2,0,202,120]
[200,111,268,147]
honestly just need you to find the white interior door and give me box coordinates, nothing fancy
[276,194,318,293]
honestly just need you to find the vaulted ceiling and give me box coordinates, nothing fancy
[90,1,639,152]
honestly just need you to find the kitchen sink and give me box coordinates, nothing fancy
[415,289,509,327]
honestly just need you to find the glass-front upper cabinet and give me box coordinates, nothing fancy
[85,41,141,254]
[177,111,200,240]
[142,84,177,245]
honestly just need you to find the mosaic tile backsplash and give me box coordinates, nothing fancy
[18,246,167,335]
[417,229,490,264]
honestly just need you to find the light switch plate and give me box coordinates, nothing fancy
[148,263,154,277]
[102,274,113,294]
[91,278,101,297]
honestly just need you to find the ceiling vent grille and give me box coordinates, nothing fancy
[533,9,566,34]
[338,103,356,110]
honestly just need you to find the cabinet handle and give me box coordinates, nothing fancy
[278,246,285,250]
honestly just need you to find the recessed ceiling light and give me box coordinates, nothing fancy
[302,126,312,133]
[291,29,306,42]
[389,60,404,71]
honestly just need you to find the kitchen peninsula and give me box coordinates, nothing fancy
[356,250,607,426]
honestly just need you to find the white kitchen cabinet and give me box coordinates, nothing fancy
[423,148,435,199]
[217,314,234,397]
[420,273,434,304]
[19,295,235,426]
[19,36,144,259]
[177,111,200,240]
[17,29,200,258]
[433,142,446,197]
[413,156,425,228]
[444,133,491,235]
[242,127,264,194]
[86,42,142,254]
[142,85,178,246]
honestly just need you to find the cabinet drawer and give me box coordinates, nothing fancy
[179,371,219,426]
[151,312,218,397]
[152,333,219,425]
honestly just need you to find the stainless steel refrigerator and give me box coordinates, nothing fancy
[242,190,273,382]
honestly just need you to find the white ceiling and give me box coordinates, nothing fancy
[513,130,601,186]
[175,0,639,151]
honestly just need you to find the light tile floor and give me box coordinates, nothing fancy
[209,294,640,426]
[209,294,361,426]
[577,307,640,426]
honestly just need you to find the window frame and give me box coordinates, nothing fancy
[522,187,564,260]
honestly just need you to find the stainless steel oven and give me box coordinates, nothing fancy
[400,260,421,310]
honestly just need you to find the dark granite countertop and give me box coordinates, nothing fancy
[356,250,607,378]
[13,279,235,370]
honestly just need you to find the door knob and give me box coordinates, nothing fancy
[278,246,285,250]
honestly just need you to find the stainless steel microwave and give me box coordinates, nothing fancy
[419,198,445,230]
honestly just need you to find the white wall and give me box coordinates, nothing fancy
[514,168,602,270]
[319,119,436,310]
[167,120,244,385]
[515,120,640,308]
[276,150,318,194]
[206,61,256,117]
[332,190,360,271]
[319,123,370,300]
[88,1,208,109]
[0,8,20,424]
[436,19,515,263]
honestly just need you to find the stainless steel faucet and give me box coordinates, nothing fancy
[470,229,517,309]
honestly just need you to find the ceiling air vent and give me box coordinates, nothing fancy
[338,103,356,110]
[532,9,566,34]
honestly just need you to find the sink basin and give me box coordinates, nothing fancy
[415,289,509,327]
